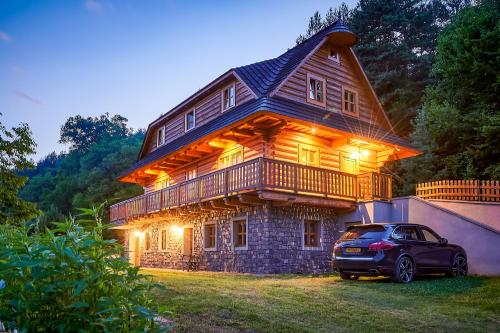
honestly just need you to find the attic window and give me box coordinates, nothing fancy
[306,73,326,107]
[342,86,359,117]
[222,83,236,111]
[185,109,196,132]
[157,126,165,147]
[328,49,340,63]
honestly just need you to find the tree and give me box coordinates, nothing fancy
[0,114,39,224]
[297,0,471,136]
[60,113,131,152]
[21,115,144,221]
[296,3,352,44]
[397,0,499,189]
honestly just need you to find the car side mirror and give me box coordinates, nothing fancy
[439,238,448,246]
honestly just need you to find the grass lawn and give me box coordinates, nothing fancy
[145,269,500,333]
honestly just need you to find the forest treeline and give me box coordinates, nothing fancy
[1,0,497,223]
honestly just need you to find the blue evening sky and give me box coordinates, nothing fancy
[1,0,357,160]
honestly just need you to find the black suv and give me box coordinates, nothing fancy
[332,223,468,283]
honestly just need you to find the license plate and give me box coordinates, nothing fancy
[345,247,362,253]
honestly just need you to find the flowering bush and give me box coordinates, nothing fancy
[0,206,167,332]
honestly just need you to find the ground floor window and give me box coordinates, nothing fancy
[160,228,167,251]
[233,217,248,249]
[204,223,216,250]
[303,220,320,248]
[145,231,152,251]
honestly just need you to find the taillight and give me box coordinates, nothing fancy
[334,243,341,251]
[368,240,395,251]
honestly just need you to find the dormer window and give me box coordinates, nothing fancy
[342,86,359,117]
[328,49,340,63]
[157,126,165,147]
[185,109,196,132]
[306,73,326,107]
[222,83,236,111]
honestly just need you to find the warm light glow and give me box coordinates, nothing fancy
[350,138,370,145]
[133,230,144,238]
[311,127,317,134]
[362,150,370,157]
[350,151,360,159]
[171,226,183,236]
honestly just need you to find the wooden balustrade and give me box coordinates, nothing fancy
[110,158,392,221]
[416,180,500,202]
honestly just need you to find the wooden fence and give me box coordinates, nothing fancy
[416,180,500,202]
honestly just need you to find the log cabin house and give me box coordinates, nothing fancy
[110,20,420,273]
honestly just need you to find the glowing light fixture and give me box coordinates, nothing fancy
[362,150,370,157]
[172,226,183,236]
[350,151,360,159]
[133,230,144,238]
[311,127,317,134]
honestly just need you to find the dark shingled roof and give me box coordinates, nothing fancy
[119,96,415,178]
[234,20,353,97]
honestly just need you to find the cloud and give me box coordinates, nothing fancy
[0,31,11,42]
[14,90,43,106]
[83,0,104,13]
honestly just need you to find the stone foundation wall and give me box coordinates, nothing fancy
[133,204,342,274]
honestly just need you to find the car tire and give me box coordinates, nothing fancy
[392,256,414,283]
[339,271,360,280]
[447,255,468,278]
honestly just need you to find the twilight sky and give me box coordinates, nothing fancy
[0,0,357,160]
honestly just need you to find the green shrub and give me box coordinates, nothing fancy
[0,206,168,332]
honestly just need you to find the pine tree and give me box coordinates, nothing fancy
[397,0,500,189]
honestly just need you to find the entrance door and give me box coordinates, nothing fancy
[129,232,141,267]
[183,227,193,256]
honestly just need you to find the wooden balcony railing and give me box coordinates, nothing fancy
[110,158,392,221]
[416,180,500,202]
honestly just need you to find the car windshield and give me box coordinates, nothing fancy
[340,225,386,240]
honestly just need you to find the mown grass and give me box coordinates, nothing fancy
[145,269,500,333]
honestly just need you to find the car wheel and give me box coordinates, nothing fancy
[392,256,414,283]
[449,255,468,278]
[339,271,360,280]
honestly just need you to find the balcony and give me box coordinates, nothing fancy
[110,157,392,222]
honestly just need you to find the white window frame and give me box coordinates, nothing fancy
[156,126,165,147]
[184,108,196,132]
[203,222,217,251]
[231,215,248,251]
[144,230,153,252]
[221,82,236,112]
[159,228,168,252]
[218,145,243,169]
[185,167,197,181]
[302,219,322,251]
[341,86,359,118]
[328,48,340,63]
[306,73,327,108]
[298,143,320,167]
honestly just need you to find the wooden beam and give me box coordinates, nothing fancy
[172,155,194,162]
[224,197,252,207]
[194,144,215,154]
[160,160,183,167]
[258,191,355,209]
[184,150,204,158]
[219,135,239,142]
[208,140,226,149]
[231,128,255,137]
[210,200,234,210]
[238,194,265,205]
[198,203,220,211]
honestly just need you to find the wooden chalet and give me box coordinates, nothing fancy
[110,20,420,273]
